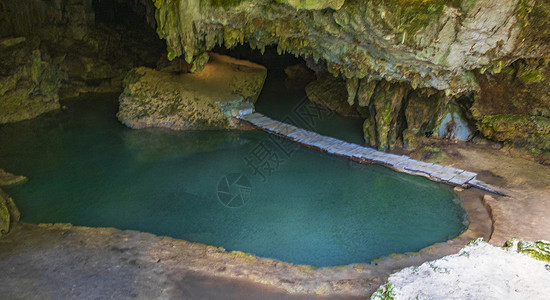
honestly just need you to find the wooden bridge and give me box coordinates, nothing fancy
[237,112,506,196]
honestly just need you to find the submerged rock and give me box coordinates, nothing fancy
[117,53,267,130]
[0,189,20,237]
[122,128,250,162]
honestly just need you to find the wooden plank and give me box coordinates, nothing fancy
[468,179,509,196]
[237,113,505,195]
[448,171,478,186]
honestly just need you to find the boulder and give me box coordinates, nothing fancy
[278,0,345,10]
[117,53,267,130]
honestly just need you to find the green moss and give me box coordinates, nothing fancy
[505,239,550,263]
[515,59,548,84]
[416,146,451,164]
[229,250,256,257]
[363,117,377,147]
[514,0,550,51]
[190,52,210,73]
[517,240,550,263]
[277,0,345,10]
[0,197,10,235]
[521,69,546,83]
[478,114,550,153]
[372,281,396,300]
[377,101,393,151]
[206,0,246,9]
[374,0,451,45]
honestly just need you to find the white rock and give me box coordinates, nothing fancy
[372,239,550,300]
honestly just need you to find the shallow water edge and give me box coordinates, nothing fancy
[1,187,492,297]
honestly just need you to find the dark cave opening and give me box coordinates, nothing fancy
[211,44,304,71]
[92,0,155,29]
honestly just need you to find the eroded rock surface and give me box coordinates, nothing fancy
[117,53,267,130]
[154,0,549,94]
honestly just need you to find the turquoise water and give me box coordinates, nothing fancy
[0,92,466,267]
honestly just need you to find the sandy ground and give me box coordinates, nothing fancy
[0,140,548,298]
[0,224,362,300]
[430,142,550,245]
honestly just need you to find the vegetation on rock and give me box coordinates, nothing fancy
[504,238,550,263]
[477,114,550,154]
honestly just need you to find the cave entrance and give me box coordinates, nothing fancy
[92,0,151,28]
[212,44,366,144]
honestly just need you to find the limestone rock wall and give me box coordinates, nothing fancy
[473,59,550,155]
[0,37,63,124]
[304,73,471,151]
[0,0,166,123]
[0,0,94,40]
[152,0,550,154]
[153,0,549,94]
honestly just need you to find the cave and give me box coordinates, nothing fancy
[1,0,550,299]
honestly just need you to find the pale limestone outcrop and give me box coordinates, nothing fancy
[117,53,267,130]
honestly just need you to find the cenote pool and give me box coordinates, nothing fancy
[0,75,467,267]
